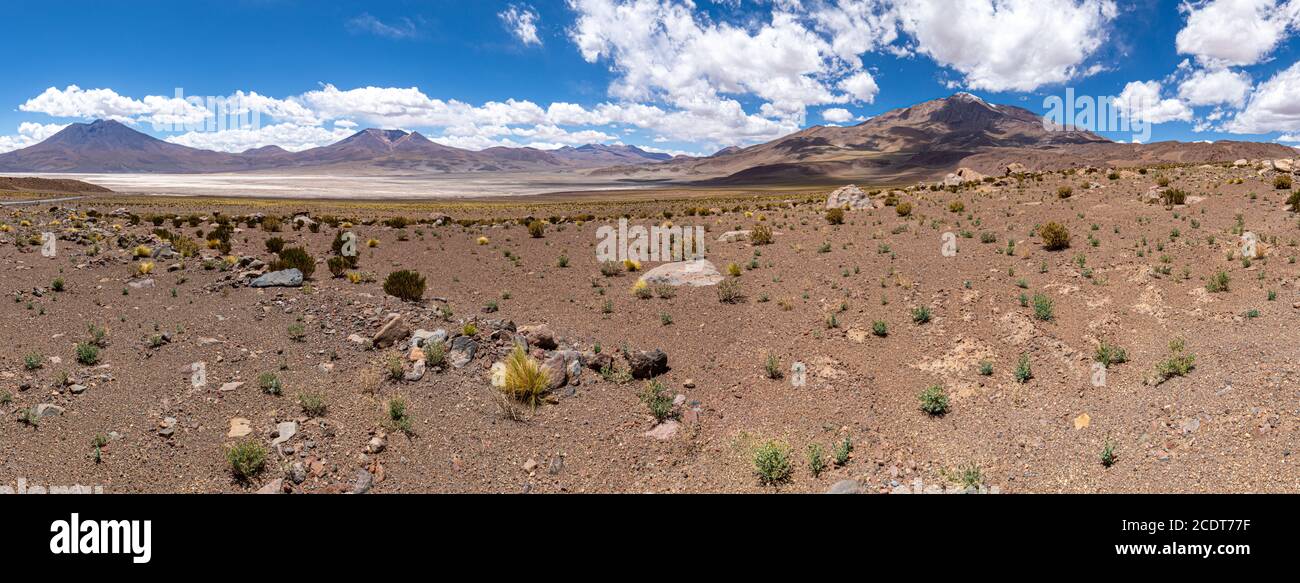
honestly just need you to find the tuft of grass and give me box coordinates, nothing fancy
[423,341,447,368]
[24,353,43,370]
[387,397,413,434]
[978,360,994,376]
[75,342,99,365]
[764,353,783,379]
[1154,338,1195,380]
[1206,270,1230,293]
[872,320,888,337]
[500,345,550,409]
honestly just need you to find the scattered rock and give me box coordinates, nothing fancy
[249,269,303,288]
[644,420,679,440]
[826,479,865,494]
[228,417,252,438]
[627,349,668,379]
[639,260,723,287]
[449,336,477,368]
[271,421,298,447]
[372,313,409,349]
[825,184,875,210]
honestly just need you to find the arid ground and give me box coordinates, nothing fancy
[2,163,1297,494]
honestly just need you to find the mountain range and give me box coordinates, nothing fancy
[1,93,1294,184]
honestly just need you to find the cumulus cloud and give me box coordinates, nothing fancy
[1113,80,1193,124]
[1224,61,1300,133]
[0,122,69,154]
[164,123,356,153]
[893,0,1118,92]
[1175,0,1300,67]
[500,4,543,46]
[821,108,853,123]
[1176,67,1253,107]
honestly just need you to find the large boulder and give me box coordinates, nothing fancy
[250,269,303,288]
[825,184,873,210]
[517,324,558,350]
[627,349,668,379]
[638,260,723,287]
[1274,159,1294,173]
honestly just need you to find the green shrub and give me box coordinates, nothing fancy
[528,220,546,238]
[225,440,267,481]
[911,306,931,324]
[383,270,426,302]
[872,320,888,337]
[1032,293,1054,321]
[825,208,845,225]
[1206,270,1230,293]
[807,443,827,477]
[24,353,43,370]
[833,436,853,466]
[1015,354,1033,383]
[259,372,282,395]
[298,392,327,417]
[753,440,792,485]
[75,342,99,365]
[423,341,447,368]
[895,202,912,217]
[919,385,949,415]
[270,247,315,279]
[764,354,782,379]
[1155,338,1195,380]
[387,397,413,434]
[639,380,677,423]
[265,237,285,254]
[1094,341,1128,368]
[1275,175,1292,190]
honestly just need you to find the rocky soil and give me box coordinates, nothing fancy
[1,159,1298,493]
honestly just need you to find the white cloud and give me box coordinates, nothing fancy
[500,4,543,46]
[893,0,1118,92]
[1175,0,1300,67]
[1176,67,1252,107]
[1113,80,1193,124]
[1225,61,1300,133]
[164,123,356,153]
[822,108,853,123]
[1278,133,1300,142]
[0,122,70,153]
[346,13,422,40]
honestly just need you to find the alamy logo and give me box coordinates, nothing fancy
[595,218,705,263]
[49,513,152,564]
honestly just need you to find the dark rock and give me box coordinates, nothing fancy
[628,349,668,379]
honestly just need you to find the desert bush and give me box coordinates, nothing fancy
[919,385,949,415]
[1100,439,1118,467]
[383,270,426,302]
[895,202,913,217]
[716,278,743,304]
[1039,222,1070,250]
[825,208,845,225]
[833,436,853,466]
[1094,341,1128,368]
[327,256,351,278]
[270,247,315,279]
[258,372,282,395]
[423,341,447,368]
[807,443,827,477]
[750,224,773,245]
[911,306,931,324]
[265,237,286,254]
[225,440,267,481]
[387,397,413,434]
[1206,270,1230,293]
[1015,354,1033,383]
[1288,191,1300,213]
[528,220,546,238]
[1032,293,1054,321]
[753,440,792,485]
[1275,175,1292,190]
[764,353,782,379]
[24,353,43,370]
[298,392,327,417]
[949,200,965,212]
[261,216,282,232]
[1162,188,1188,206]
[1057,186,1073,199]
[872,320,888,337]
[639,380,677,423]
[1155,338,1196,380]
[599,260,623,277]
[75,342,99,365]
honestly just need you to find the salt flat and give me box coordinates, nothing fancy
[11,171,661,199]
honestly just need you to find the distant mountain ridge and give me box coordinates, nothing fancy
[0,120,673,174]
[2,94,1294,184]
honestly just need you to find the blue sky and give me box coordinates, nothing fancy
[3,0,1300,156]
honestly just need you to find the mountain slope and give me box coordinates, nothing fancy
[0,120,252,173]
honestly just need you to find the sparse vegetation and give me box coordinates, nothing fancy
[1039,222,1070,250]
[383,269,426,302]
[225,440,267,482]
[919,385,949,415]
[753,440,792,485]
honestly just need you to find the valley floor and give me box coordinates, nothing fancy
[1,164,1297,493]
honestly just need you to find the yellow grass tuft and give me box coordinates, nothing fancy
[500,345,549,408]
